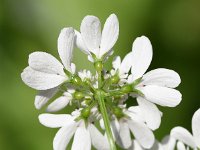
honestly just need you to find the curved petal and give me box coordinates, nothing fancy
[171,126,196,148]
[71,125,91,150]
[130,36,153,81]
[111,118,120,141]
[139,85,182,107]
[53,124,77,150]
[38,114,74,128]
[28,52,65,75]
[128,118,155,149]
[34,87,58,109]
[46,96,70,112]
[80,15,101,56]
[74,30,90,54]
[119,52,134,75]
[88,124,109,150]
[142,68,181,88]
[161,135,176,150]
[137,97,162,130]
[112,56,121,70]
[128,140,143,150]
[57,27,75,72]
[192,108,200,147]
[117,120,132,149]
[21,67,67,90]
[149,140,164,150]
[177,141,186,150]
[100,14,119,57]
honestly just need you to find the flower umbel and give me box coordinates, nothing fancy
[21,14,182,150]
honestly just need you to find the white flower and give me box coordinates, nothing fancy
[170,108,200,149]
[75,14,119,61]
[78,69,94,82]
[127,36,182,130]
[21,27,76,109]
[39,111,109,150]
[107,106,155,149]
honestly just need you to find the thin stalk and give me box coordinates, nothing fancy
[96,91,117,150]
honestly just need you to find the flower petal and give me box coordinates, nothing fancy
[117,120,132,149]
[74,30,90,55]
[28,52,64,75]
[53,124,77,150]
[88,124,109,150]
[80,15,101,56]
[112,56,121,70]
[100,14,119,57]
[161,135,176,150]
[171,126,196,148]
[71,125,91,150]
[119,52,134,75]
[128,140,143,150]
[149,140,164,150]
[177,141,186,150]
[137,97,162,130]
[130,36,153,81]
[46,96,70,112]
[139,85,182,107]
[38,114,74,128]
[142,68,181,88]
[192,108,200,147]
[34,87,58,109]
[128,118,155,149]
[21,67,67,90]
[57,27,75,72]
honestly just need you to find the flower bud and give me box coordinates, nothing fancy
[110,75,120,84]
[94,61,103,71]
[121,84,133,93]
[74,91,84,100]
[81,107,91,118]
[113,107,124,118]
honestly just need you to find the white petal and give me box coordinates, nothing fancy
[119,52,134,75]
[142,68,181,88]
[80,15,101,56]
[34,87,58,109]
[149,140,164,150]
[128,118,155,149]
[57,27,75,72]
[177,141,186,150]
[171,126,196,148]
[38,114,74,128]
[28,52,65,75]
[117,120,132,149]
[53,124,77,150]
[74,30,90,54]
[46,96,70,112]
[161,135,176,150]
[21,67,67,90]
[137,97,162,130]
[89,124,109,150]
[139,85,182,107]
[112,56,121,70]
[128,140,144,150]
[130,36,153,81]
[111,119,120,141]
[192,108,200,147]
[71,125,91,150]
[100,14,119,57]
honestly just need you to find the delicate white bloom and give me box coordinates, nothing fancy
[126,36,181,130]
[78,69,94,82]
[39,111,109,150]
[170,108,200,149]
[75,14,119,61]
[21,27,76,109]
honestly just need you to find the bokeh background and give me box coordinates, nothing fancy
[0,0,200,149]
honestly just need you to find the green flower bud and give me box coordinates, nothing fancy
[74,91,84,100]
[113,107,124,118]
[121,84,133,93]
[81,107,91,118]
[110,75,120,84]
[72,75,82,85]
[94,61,103,71]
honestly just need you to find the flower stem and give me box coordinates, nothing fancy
[96,90,117,150]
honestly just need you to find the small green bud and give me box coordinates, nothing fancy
[94,61,103,71]
[110,75,120,84]
[74,91,84,100]
[121,84,133,93]
[81,107,91,118]
[72,75,82,85]
[113,107,124,118]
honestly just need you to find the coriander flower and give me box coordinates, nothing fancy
[39,110,109,150]
[75,14,119,62]
[170,108,200,149]
[21,27,76,109]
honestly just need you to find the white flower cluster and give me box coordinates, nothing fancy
[21,14,199,150]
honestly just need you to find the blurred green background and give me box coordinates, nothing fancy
[0,0,200,149]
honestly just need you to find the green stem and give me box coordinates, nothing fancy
[96,90,117,150]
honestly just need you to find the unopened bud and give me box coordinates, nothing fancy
[81,107,91,118]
